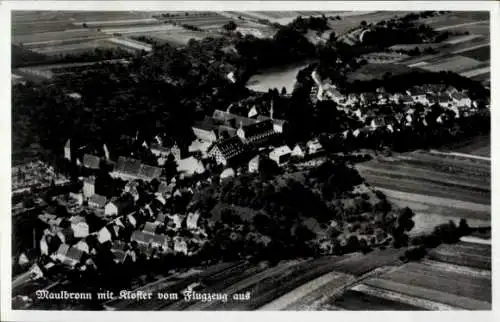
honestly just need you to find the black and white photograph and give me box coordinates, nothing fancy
[3,1,494,317]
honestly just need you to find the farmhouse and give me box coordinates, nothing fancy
[291,144,306,158]
[269,145,292,166]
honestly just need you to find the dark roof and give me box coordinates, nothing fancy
[212,110,257,128]
[217,125,237,138]
[116,157,141,176]
[139,165,162,181]
[361,92,377,101]
[256,115,286,126]
[131,231,168,246]
[83,154,100,169]
[110,194,134,215]
[65,247,84,262]
[209,136,246,160]
[89,194,107,208]
[157,181,172,194]
[400,95,413,102]
[241,120,274,139]
[150,143,170,153]
[452,92,468,100]
[438,94,451,102]
[193,117,216,132]
[143,221,158,234]
[112,240,127,251]
[156,213,167,223]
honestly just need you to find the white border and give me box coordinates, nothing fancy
[1,1,498,322]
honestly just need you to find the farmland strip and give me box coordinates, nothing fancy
[351,283,458,310]
[363,278,490,310]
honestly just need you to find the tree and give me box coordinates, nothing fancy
[360,20,367,27]
[223,21,237,32]
[163,154,177,180]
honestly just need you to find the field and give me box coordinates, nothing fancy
[418,12,489,30]
[246,61,313,93]
[356,149,490,235]
[328,241,491,310]
[417,55,483,73]
[347,63,415,82]
[459,45,490,61]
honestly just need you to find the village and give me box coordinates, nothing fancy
[11,70,485,287]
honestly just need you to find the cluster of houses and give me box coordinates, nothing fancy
[34,170,208,272]
[312,81,480,138]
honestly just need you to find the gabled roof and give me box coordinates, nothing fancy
[209,136,246,160]
[241,119,274,138]
[143,221,159,234]
[217,125,237,138]
[451,92,468,100]
[212,110,257,128]
[65,247,84,263]
[150,143,170,153]
[131,230,168,246]
[57,244,70,257]
[89,194,107,208]
[270,145,292,157]
[116,157,141,176]
[139,164,162,181]
[192,117,216,132]
[83,154,100,170]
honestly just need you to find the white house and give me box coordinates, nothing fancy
[248,155,260,173]
[186,212,200,230]
[220,168,236,181]
[70,219,89,238]
[174,237,188,255]
[269,145,292,166]
[306,140,323,155]
[451,92,472,108]
[104,202,119,217]
[291,144,305,158]
[97,227,112,244]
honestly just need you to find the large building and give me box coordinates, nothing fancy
[237,119,275,146]
[207,136,246,166]
[110,157,162,181]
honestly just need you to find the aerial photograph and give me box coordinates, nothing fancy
[11,10,491,311]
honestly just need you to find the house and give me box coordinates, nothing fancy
[131,231,169,250]
[220,168,236,181]
[407,88,428,104]
[398,94,414,105]
[192,117,218,142]
[138,164,163,181]
[69,192,83,206]
[269,145,292,166]
[82,154,101,170]
[174,237,188,255]
[237,119,275,146]
[74,240,90,254]
[88,194,107,209]
[111,157,142,180]
[324,86,346,105]
[451,92,472,108]
[143,221,159,235]
[217,125,237,139]
[54,244,70,262]
[370,116,386,130]
[248,155,260,173]
[64,139,71,161]
[70,216,89,238]
[63,247,84,267]
[186,212,200,230]
[291,144,305,158]
[207,136,246,166]
[188,139,212,156]
[127,214,137,227]
[177,156,206,176]
[97,227,113,244]
[83,176,95,198]
[360,92,377,105]
[256,115,286,134]
[438,94,453,108]
[306,139,323,155]
[150,143,170,158]
[155,213,167,225]
[104,195,134,217]
[212,109,257,129]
